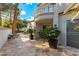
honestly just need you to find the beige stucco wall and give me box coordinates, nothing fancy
[0,28,12,48]
[27,22,35,29]
[58,15,69,46]
[35,13,53,22]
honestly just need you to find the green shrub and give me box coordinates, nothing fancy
[27,28,33,34]
[49,28,61,38]
[3,19,10,28]
[39,28,49,39]
[39,28,61,39]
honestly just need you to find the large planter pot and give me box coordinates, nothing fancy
[30,33,33,40]
[48,38,58,49]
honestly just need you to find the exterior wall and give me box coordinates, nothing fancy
[27,21,35,30]
[58,15,69,46]
[0,28,12,48]
[52,4,69,46]
[57,3,70,13]
[53,4,59,27]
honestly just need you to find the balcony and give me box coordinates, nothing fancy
[35,4,54,23]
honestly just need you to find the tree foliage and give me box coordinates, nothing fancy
[0,4,15,26]
[3,19,11,28]
[16,19,28,32]
[17,19,27,28]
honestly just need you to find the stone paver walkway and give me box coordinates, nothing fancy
[0,33,68,56]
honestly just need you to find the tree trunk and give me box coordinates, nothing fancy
[0,11,2,26]
[12,3,18,35]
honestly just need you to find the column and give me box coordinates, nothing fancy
[53,4,59,28]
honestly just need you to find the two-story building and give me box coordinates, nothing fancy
[34,3,79,49]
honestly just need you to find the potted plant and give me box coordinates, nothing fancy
[48,28,61,49]
[39,27,61,49]
[27,28,34,40]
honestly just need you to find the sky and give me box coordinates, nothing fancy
[18,3,38,21]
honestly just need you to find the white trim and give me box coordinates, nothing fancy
[64,16,67,47]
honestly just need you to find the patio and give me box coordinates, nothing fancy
[0,33,67,56]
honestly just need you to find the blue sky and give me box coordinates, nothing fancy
[18,3,38,21]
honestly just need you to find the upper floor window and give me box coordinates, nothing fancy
[44,7,48,13]
[50,5,54,12]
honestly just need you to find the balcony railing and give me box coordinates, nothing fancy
[35,5,55,17]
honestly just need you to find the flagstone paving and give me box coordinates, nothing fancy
[0,33,78,56]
